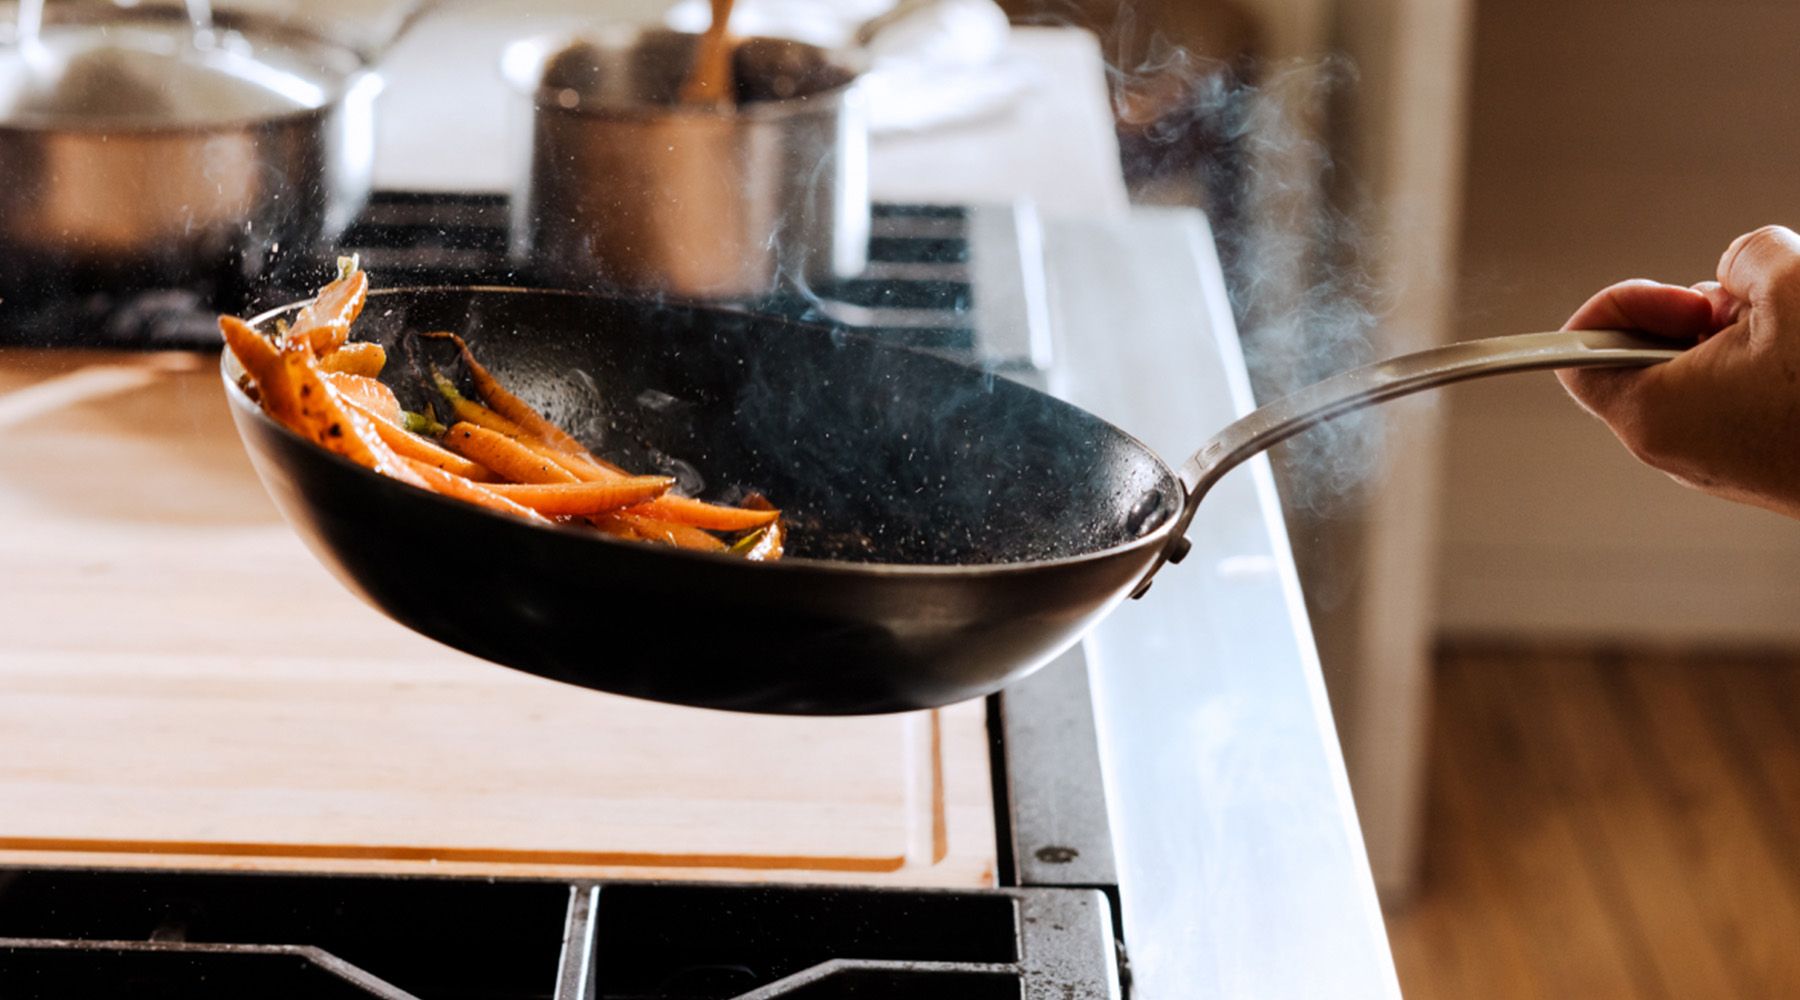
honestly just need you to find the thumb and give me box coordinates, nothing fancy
[1718,225,1800,317]
[1556,280,1709,422]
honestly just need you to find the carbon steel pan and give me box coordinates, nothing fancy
[223,287,1183,715]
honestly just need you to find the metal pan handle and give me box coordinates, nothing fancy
[1130,329,1681,597]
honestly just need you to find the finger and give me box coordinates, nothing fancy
[1717,225,1800,306]
[1689,280,1741,331]
[1560,278,1714,340]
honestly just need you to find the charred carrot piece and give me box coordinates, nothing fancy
[325,372,401,424]
[592,512,728,551]
[220,316,281,388]
[423,331,591,456]
[400,458,553,524]
[341,398,498,481]
[629,494,779,532]
[488,477,675,516]
[443,422,579,485]
[289,259,369,355]
[319,341,386,377]
[252,337,426,489]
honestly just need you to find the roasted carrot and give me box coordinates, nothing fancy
[488,477,675,516]
[325,372,401,424]
[443,422,579,485]
[249,339,427,489]
[400,458,553,524]
[341,398,498,481]
[423,331,591,456]
[434,372,530,437]
[288,259,369,355]
[628,494,779,532]
[220,316,281,388]
[593,512,728,551]
[319,341,386,377]
[433,369,632,476]
[524,437,632,478]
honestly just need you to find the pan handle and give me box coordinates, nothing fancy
[1129,328,1682,598]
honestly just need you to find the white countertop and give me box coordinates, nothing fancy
[374,15,1394,996]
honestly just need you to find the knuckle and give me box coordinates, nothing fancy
[1744,226,1800,276]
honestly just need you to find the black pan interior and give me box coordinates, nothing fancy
[353,288,1182,565]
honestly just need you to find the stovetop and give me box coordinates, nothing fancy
[0,193,1052,375]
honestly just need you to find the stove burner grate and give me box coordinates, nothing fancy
[1,195,1049,371]
[0,869,1118,998]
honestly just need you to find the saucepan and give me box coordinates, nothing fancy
[0,0,427,310]
[222,287,1679,715]
[502,27,869,300]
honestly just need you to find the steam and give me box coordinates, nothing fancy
[1111,42,1387,517]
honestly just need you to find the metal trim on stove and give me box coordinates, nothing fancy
[994,650,1121,892]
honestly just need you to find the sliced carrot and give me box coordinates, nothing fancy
[289,261,369,355]
[319,341,386,377]
[593,512,728,551]
[629,494,779,531]
[220,316,281,388]
[423,331,591,456]
[400,458,552,524]
[325,372,401,424]
[253,338,426,489]
[488,477,674,515]
[443,422,579,485]
[342,398,498,481]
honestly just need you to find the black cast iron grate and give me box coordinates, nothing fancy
[0,194,1046,368]
[0,869,1117,999]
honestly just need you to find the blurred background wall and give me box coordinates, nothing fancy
[1440,0,1800,644]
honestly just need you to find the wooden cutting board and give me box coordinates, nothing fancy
[0,351,996,886]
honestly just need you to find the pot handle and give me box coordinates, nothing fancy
[1129,328,1682,598]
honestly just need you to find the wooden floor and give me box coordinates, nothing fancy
[1386,644,1800,999]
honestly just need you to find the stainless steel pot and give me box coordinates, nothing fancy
[0,2,380,309]
[502,27,869,300]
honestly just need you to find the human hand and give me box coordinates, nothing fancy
[1557,225,1800,519]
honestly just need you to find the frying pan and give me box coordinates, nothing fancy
[222,287,1679,715]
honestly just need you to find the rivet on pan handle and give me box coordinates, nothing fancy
[1128,328,1684,600]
